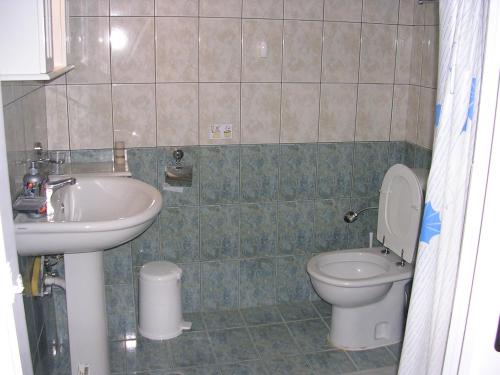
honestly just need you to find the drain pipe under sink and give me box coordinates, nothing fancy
[44,276,66,290]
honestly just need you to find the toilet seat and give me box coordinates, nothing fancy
[308,247,414,288]
[377,164,425,264]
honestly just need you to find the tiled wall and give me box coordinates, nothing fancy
[406,0,439,148]
[1,81,55,372]
[2,82,48,198]
[46,0,438,150]
[96,141,431,341]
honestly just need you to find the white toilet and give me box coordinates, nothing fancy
[307,164,428,350]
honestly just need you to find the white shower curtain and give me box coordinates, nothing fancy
[398,1,487,374]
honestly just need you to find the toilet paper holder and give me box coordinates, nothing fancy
[165,149,193,187]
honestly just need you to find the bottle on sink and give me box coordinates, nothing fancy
[23,161,45,198]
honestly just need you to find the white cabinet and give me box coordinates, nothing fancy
[0,0,73,81]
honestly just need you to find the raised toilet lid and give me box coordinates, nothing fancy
[377,164,425,264]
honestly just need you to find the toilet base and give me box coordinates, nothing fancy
[328,280,409,350]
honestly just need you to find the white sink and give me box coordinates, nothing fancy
[14,176,162,375]
[14,176,162,255]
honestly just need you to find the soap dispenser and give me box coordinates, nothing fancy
[23,161,45,198]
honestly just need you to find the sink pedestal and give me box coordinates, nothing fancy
[65,251,110,375]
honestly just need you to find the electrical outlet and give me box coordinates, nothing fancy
[78,364,89,375]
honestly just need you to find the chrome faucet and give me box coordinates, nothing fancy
[46,177,76,191]
[45,178,76,220]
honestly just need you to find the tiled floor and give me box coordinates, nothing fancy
[44,301,401,375]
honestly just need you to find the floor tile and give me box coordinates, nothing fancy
[219,360,268,375]
[125,338,171,372]
[240,306,283,326]
[387,342,402,360]
[287,319,331,352]
[306,350,357,374]
[348,347,397,371]
[277,302,319,321]
[203,310,245,330]
[248,323,300,358]
[344,366,398,375]
[312,299,332,317]
[209,328,259,364]
[169,331,216,368]
[264,355,315,375]
[165,366,222,375]
[106,305,401,375]
[109,341,126,374]
[184,312,206,332]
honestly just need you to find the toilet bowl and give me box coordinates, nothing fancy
[307,164,428,350]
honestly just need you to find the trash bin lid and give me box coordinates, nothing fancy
[140,261,182,281]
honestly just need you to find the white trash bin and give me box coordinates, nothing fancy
[138,261,192,340]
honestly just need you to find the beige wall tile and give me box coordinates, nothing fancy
[322,22,361,83]
[284,0,324,20]
[319,84,357,142]
[67,85,113,149]
[157,83,198,146]
[46,86,69,150]
[281,83,320,143]
[1,83,15,107]
[414,2,425,25]
[112,84,156,147]
[421,26,439,89]
[199,83,240,145]
[424,2,439,26]
[242,19,283,82]
[241,83,281,144]
[156,17,198,83]
[67,17,111,84]
[283,20,323,82]
[199,18,241,82]
[22,89,48,155]
[390,85,408,141]
[398,0,414,25]
[47,75,67,86]
[410,26,424,85]
[68,0,109,16]
[243,0,283,19]
[111,17,155,83]
[362,0,399,24]
[324,0,362,22]
[355,84,393,141]
[3,101,25,155]
[418,87,436,148]
[395,25,413,84]
[359,24,397,84]
[110,0,154,16]
[155,0,198,16]
[405,85,420,144]
[4,100,28,195]
[200,0,242,17]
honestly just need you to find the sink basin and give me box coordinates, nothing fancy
[14,175,162,375]
[14,176,162,255]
